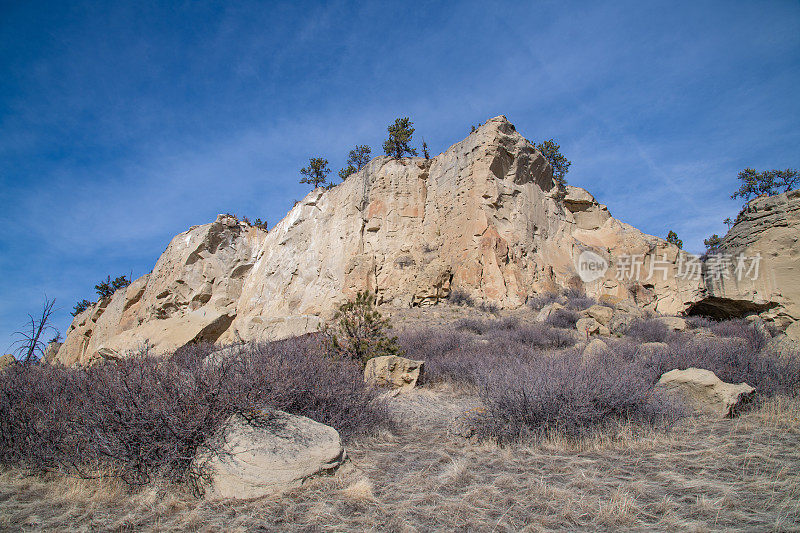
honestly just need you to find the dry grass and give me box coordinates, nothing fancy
[1,388,798,532]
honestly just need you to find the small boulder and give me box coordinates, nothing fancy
[658,368,755,418]
[576,317,609,337]
[656,316,686,332]
[584,305,613,326]
[364,355,424,392]
[535,302,564,323]
[0,354,17,371]
[193,409,346,500]
[581,338,609,362]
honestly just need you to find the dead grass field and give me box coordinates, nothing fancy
[1,386,798,532]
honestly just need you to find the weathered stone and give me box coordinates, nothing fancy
[581,338,609,362]
[535,302,565,322]
[658,368,755,418]
[656,316,687,331]
[42,342,62,364]
[0,354,16,371]
[576,317,606,337]
[690,190,800,341]
[193,409,345,500]
[584,304,613,326]
[56,117,798,363]
[364,355,424,392]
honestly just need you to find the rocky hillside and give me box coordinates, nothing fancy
[54,117,797,365]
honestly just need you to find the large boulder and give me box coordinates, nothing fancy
[658,368,755,418]
[193,409,346,500]
[364,355,424,392]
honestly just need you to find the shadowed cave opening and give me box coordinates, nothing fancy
[687,296,778,320]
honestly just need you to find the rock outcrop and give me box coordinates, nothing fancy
[363,355,424,392]
[54,116,797,364]
[192,409,345,500]
[56,215,265,365]
[658,368,755,418]
[689,190,800,341]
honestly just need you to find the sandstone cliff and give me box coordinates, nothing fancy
[56,116,796,365]
[690,190,800,340]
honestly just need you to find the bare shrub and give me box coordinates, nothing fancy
[625,318,671,343]
[0,336,388,485]
[544,308,580,329]
[709,318,769,352]
[527,292,560,310]
[477,301,500,315]
[455,318,492,335]
[472,350,685,442]
[447,289,474,307]
[685,315,715,329]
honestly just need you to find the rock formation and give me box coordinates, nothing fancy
[363,355,424,392]
[688,190,800,341]
[54,116,797,365]
[658,368,755,418]
[192,409,346,500]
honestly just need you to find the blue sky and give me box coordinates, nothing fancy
[1,0,798,351]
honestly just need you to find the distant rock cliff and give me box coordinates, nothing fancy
[55,116,797,365]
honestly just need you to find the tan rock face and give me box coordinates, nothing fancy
[691,190,800,341]
[192,409,345,500]
[363,355,424,392]
[56,116,796,363]
[658,368,755,418]
[55,216,265,366]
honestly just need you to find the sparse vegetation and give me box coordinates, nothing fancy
[535,139,571,200]
[704,233,722,253]
[338,145,372,181]
[544,308,580,329]
[71,298,93,316]
[94,275,131,300]
[0,337,388,485]
[666,230,683,249]
[383,118,418,159]
[447,288,475,307]
[324,291,403,366]
[299,157,331,189]
[11,297,57,365]
[732,167,799,205]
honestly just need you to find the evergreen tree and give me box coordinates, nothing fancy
[338,145,372,180]
[704,234,722,253]
[421,138,430,159]
[535,139,571,201]
[732,168,798,204]
[299,157,331,188]
[383,118,418,159]
[666,230,683,249]
[324,290,403,366]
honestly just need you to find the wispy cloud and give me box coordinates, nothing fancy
[1,0,798,349]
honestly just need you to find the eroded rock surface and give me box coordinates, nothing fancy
[364,355,424,392]
[658,368,755,418]
[193,409,345,500]
[55,116,797,363]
